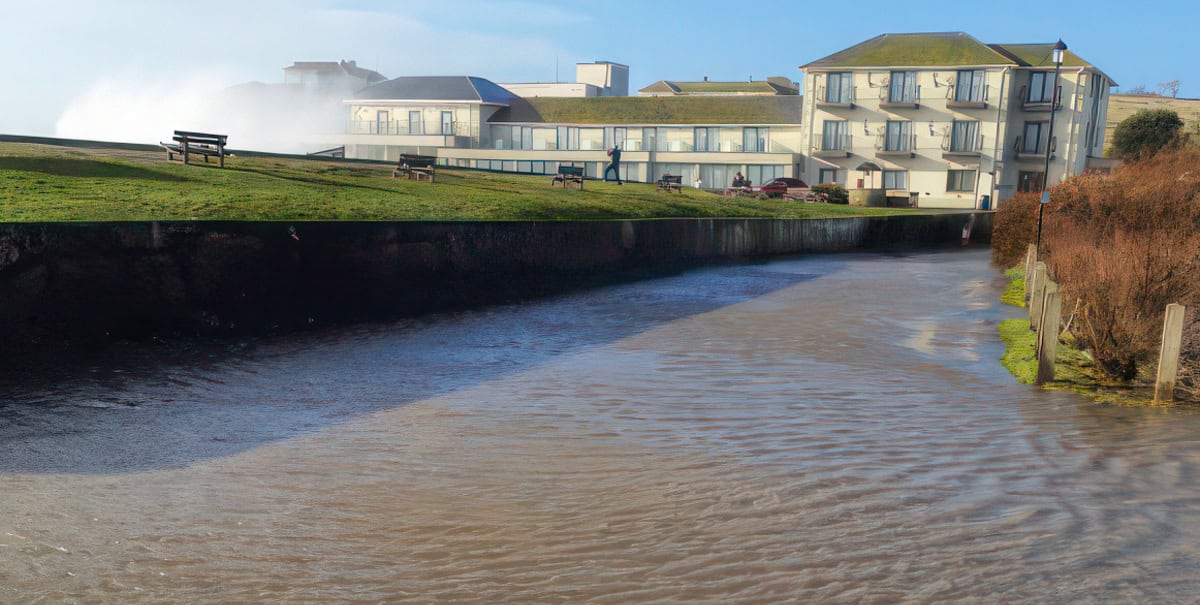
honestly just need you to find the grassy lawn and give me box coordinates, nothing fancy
[0,142,919,222]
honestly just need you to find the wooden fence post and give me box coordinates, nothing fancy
[1154,303,1187,403]
[1024,244,1037,302]
[1030,262,1047,331]
[1036,282,1062,385]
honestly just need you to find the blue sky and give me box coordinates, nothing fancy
[0,0,1193,136]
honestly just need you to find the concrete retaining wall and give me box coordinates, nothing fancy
[0,214,991,359]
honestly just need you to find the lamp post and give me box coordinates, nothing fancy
[1035,39,1068,254]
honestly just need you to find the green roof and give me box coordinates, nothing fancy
[514,96,803,125]
[802,32,1015,68]
[988,44,1091,68]
[638,80,798,95]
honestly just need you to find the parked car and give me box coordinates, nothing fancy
[748,177,808,198]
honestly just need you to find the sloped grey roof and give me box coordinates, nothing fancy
[353,76,519,104]
[284,60,386,83]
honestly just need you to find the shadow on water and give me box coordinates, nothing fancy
[0,157,191,182]
[0,260,829,475]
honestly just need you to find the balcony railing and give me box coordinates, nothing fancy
[1014,135,1058,160]
[816,86,857,107]
[945,83,989,108]
[879,85,921,108]
[1019,85,1063,111]
[348,120,476,137]
[813,133,852,157]
[942,133,985,158]
[876,132,916,157]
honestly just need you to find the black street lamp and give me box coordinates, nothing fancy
[1035,39,1068,254]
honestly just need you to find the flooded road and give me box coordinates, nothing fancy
[3,248,1200,603]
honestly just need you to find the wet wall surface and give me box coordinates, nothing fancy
[0,215,990,364]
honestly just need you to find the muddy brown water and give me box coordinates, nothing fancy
[3,249,1200,603]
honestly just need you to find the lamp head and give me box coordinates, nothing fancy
[1052,39,1067,65]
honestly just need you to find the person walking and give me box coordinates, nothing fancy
[604,145,622,184]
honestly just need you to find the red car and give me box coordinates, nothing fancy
[748,177,808,198]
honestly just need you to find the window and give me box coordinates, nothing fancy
[746,165,783,185]
[884,121,912,151]
[955,70,985,102]
[1022,122,1046,154]
[1027,72,1055,103]
[557,126,581,150]
[743,128,768,152]
[440,111,454,135]
[949,121,980,152]
[883,170,907,190]
[374,110,390,135]
[608,127,628,149]
[1018,171,1044,193]
[408,111,422,135]
[822,121,848,150]
[694,127,720,152]
[947,170,976,192]
[818,168,838,184]
[826,72,853,103]
[888,71,917,102]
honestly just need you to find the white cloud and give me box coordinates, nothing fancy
[0,0,574,137]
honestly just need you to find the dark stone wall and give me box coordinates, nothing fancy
[0,214,991,359]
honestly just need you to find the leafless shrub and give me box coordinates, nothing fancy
[1039,148,1200,382]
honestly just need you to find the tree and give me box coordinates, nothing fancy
[1123,84,1152,96]
[1111,109,1184,158]
[1158,80,1181,98]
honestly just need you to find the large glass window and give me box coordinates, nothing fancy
[743,128,768,152]
[826,72,854,103]
[693,127,720,152]
[746,165,784,185]
[883,170,907,189]
[440,111,454,135]
[950,121,980,152]
[1028,72,1055,103]
[408,111,422,135]
[1022,122,1046,154]
[822,121,847,151]
[947,170,977,192]
[888,71,917,102]
[884,121,912,151]
[955,70,986,102]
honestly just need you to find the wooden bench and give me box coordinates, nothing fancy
[161,130,228,167]
[392,154,436,182]
[551,165,585,189]
[656,175,683,193]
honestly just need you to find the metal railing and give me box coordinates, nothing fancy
[942,133,985,153]
[876,132,916,152]
[946,83,989,104]
[1018,85,1063,108]
[1014,135,1058,156]
[347,120,476,137]
[815,133,852,152]
[817,86,857,104]
[880,85,921,104]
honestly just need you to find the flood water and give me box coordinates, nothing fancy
[3,248,1200,603]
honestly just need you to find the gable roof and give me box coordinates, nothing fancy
[284,60,386,84]
[802,32,1019,69]
[492,96,804,125]
[638,80,798,95]
[352,76,519,104]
